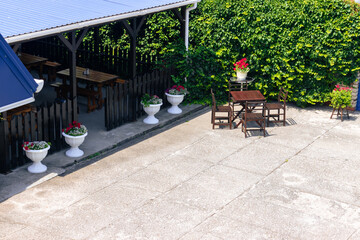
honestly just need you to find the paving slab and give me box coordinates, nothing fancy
[180,214,293,240]
[1,104,360,239]
[221,141,298,176]
[219,197,356,239]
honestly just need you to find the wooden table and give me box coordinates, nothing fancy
[230,90,266,128]
[19,53,48,79]
[57,67,119,112]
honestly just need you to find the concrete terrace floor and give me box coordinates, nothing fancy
[1,103,360,239]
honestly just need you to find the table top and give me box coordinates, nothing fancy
[19,53,48,65]
[230,90,265,102]
[230,77,254,84]
[57,67,119,84]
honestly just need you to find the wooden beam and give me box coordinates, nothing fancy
[121,17,147,79]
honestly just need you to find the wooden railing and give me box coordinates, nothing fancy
[0,99,76,174]
[22,37,158,78]
[105,69,173,130]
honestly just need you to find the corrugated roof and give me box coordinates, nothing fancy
[0,0,200,44]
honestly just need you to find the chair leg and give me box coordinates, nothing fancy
[244,121,247,138]
[212,111,215,129]
[330,108,336,119]
[267,109,270,127]
[283,108,286,126]
[341,108,343,122]
[263,120,266,137]
[229,112,232,130]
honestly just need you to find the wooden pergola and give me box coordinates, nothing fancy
[2,0,200,120]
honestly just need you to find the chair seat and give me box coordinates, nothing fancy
[216,105,232,112]
[265,102,284,110]
[242,112,264,120]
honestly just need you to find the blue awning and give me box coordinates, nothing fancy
[0,33,38,112]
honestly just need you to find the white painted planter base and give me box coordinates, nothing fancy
[142,103,162,125]
[168,106,182,114]
[143,115,159,124]
[236,71,248,81]
[166,93,184,115]
[63,132,87,158]
[28,162,47,173]
[24,146,50,174]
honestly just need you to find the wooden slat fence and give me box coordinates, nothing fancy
[105,68,173,130]
[0,99,76,174]
[22,37,157,78]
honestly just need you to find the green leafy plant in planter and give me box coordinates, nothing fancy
[141,94,163,107]
[165,85,189,95]
[329,85,352,109]
[160,40,229,105]
[62,121,88,136]
[22,141,51,150]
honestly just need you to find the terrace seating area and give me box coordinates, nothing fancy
[211,77,290,138]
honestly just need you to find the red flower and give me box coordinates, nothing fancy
[24,146,29,150]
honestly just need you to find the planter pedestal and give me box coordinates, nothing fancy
[166,93,184,114]
[24,146,50,173]
[236,71,248,81]
[330,107,350,121]
[62,132,88,157]
[142,103,162,124]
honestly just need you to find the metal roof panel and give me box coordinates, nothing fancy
[0,0,199,43]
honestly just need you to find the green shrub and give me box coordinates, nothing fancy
[188,0,360,106]
[160,41,229,105]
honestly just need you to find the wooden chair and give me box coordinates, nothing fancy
[265,88,288,126]
[211,89,233,129]
[240,100,266,137]
[228,81,244,117]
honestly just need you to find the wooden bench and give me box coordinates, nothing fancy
[44,61,61,82]
[50,82,99,112]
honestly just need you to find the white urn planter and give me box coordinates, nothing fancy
[165,93,184,114]
[236,71,248,81]
[142,103,162,124]
[62,132,88,157]
[24,146,50,173]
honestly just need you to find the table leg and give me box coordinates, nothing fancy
[39,64,44,79]
[97,83,104,109]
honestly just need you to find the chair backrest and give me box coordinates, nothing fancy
[211,89,217,110]
[228,81,243,102]
[244,100,265,119]
[278,88,289,105]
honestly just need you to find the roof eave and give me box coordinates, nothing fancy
[5,0,201,44]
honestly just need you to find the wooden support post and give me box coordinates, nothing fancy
[122,16,147,79]
[57,28,89,121]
